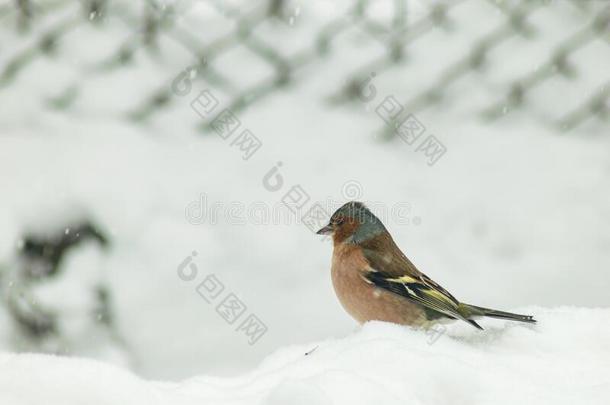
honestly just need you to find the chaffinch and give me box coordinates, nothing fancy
[317,201,536,329]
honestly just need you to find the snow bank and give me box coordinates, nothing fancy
[1,307,608,405]
[1,0,610,382]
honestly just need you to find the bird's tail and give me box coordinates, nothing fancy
[460,304,536,324]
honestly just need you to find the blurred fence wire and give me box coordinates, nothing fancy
[1,0,609,132]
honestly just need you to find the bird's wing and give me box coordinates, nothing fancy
[362,248,482,329]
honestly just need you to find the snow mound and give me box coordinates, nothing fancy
[1,307,609,405]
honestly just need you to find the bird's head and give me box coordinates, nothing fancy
[317,201,387,245]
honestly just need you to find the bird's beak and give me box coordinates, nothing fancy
[316,224,333,235]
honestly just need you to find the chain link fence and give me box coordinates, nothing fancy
[1,0,609,134]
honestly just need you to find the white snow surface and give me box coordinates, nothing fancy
[1,0,609,394]
[1,307,609,405]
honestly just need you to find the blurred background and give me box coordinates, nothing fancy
[0,0,609,381]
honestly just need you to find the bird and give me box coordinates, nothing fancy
[316,201,536,330]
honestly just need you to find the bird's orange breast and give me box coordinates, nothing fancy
[330,243,429,327]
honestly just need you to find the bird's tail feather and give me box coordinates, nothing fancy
[462,304,536,324]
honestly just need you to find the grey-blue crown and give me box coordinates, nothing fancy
[332,201,387,243]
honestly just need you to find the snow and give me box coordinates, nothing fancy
[2,89,609,380]
[1,307,609,405]
[0,0,609,399]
